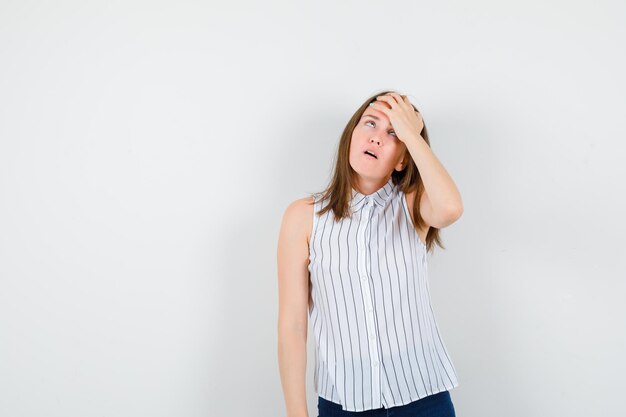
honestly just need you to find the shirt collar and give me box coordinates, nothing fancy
[350,177,396,212]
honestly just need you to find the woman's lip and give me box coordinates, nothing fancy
[364,153,377,160]
[364,149,378,158]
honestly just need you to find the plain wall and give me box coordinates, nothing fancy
[1,1,624,416]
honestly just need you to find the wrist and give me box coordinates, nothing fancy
[402,132,424,145]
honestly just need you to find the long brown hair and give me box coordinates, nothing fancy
[309,89,445,253]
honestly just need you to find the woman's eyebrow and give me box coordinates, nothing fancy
[362,114,392,126]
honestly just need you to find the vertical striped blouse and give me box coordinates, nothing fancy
[307,176,459,412]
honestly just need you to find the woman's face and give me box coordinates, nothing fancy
[349,105,406,181]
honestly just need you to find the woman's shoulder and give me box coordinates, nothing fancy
[282,195,315,221]
[280,195,315,245]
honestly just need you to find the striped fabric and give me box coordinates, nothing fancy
[307,176,459,412]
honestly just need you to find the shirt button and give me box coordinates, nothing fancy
[370,333,375,340]
[373,361,379,367]
[361,275,367,281]
[368,307,373,312]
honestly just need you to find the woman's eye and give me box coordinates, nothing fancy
[365,121,395,137]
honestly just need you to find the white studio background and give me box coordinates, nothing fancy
[0,1,624,416]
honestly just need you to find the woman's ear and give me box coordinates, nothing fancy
[395,157,406,172]
[395,149,408,171]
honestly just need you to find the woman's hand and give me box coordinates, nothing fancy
[368,92,424,144]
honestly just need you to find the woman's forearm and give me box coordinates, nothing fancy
[278,326,309,417]
[404,133,464,215]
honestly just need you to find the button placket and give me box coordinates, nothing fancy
[358,197,381,407]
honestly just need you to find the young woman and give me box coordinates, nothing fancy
[277,90,464,417]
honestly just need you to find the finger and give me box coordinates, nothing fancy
[387,92,404,105]
[388,92,410,109]
[368,101,391,116]
[374,95,397,109]
[381,93,402,107]
[391,93,413,113]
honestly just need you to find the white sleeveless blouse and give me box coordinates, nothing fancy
[308,176,459,412]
